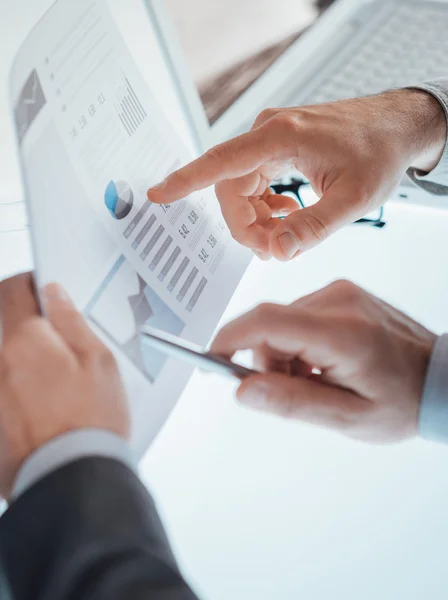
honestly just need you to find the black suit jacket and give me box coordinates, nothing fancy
[0,458,199,599]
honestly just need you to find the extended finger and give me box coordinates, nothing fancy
[147,122,295,204]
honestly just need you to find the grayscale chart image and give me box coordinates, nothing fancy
[14,69,46,143]
[86,256,185,382]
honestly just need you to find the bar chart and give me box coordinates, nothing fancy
[115,77,147,136]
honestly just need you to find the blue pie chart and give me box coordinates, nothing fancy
[105,180,134,220]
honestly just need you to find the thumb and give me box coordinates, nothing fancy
[237,373,369,432]
[269,185,365,260]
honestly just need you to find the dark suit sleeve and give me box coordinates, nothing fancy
[0,457,199,600]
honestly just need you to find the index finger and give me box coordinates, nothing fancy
[211,303,343,371]
[0,273,40,343]
[147,123,294,205]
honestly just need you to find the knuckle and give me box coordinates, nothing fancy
[167,168,188,190]
[206,143,230,163]
[334,400,372,434]
[277,394,297,419]
[332,412,359,433]
[257,108,277,124]
[269,112,300,134]
[325,280,376,335]
[300,213,328,243]
[94,346,118,372]
[253,302,278,322]
[328,279,361,301]
[50,349,74,372]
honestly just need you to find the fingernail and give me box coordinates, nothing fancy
[148,179,167,193]
[278,231,300,259]
[253,250,263,259]
[45,283,69,302]
[239,381,270,410]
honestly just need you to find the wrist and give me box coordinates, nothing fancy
[394,88,447,173]
[10,429,136,502]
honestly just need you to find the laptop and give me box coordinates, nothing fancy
[149,0,448,209]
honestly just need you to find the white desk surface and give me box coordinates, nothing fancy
[2,2,448,599]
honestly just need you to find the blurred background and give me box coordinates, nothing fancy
[165,0,335,123]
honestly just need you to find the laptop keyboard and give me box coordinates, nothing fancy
[300,2,448,105]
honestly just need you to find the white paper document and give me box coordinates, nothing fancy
[9,0,251,456]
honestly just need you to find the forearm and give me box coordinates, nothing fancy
[363,88,446,174]
[401,88,447,173]
[403,79,448,194]
[0,457,198,600]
